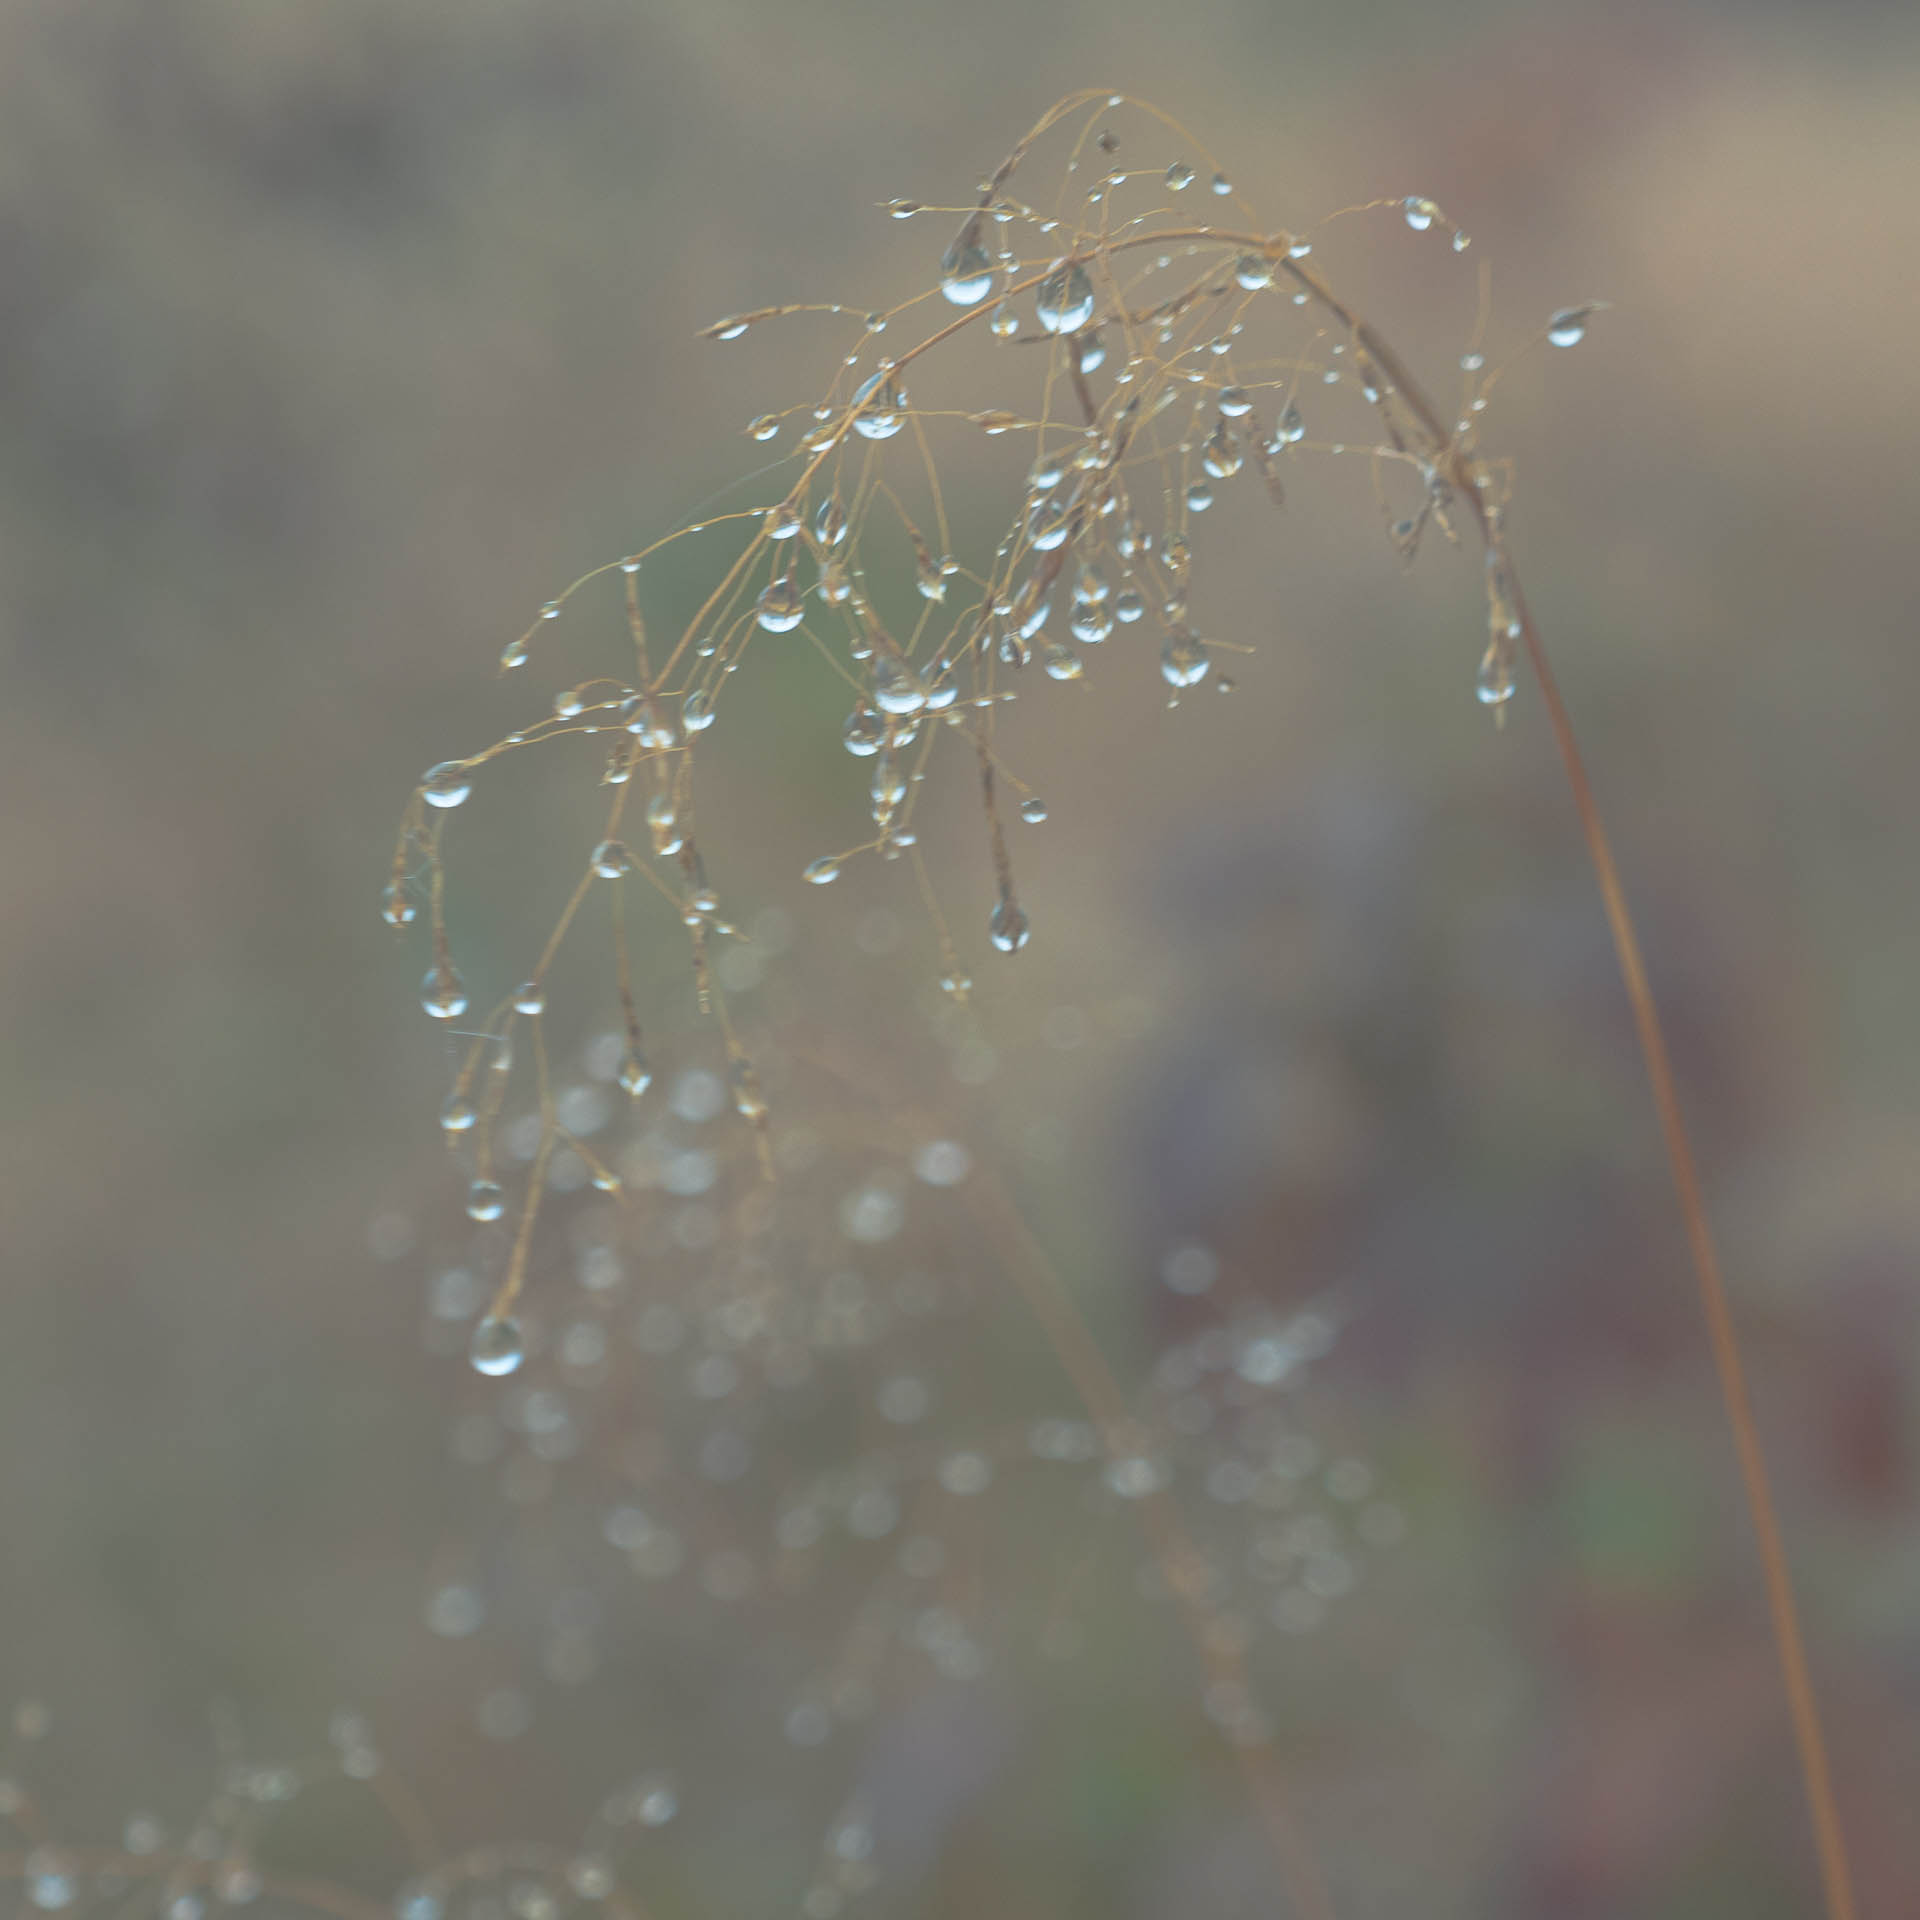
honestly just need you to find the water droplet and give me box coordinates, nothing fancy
[756,578,805,632]
[1278,401,1305,443]
[1202,421,1242,478]
[466,1179,506,1223]
[1234,254,1274,290]
[1185,481,1214,513]
[1217,384,1252,417]
[888,199,921,219]
[1027,498,1070,551]
[1041,641,1083,681]
[1460,351,1485,371]
[1019,796,1048,823]
[1166,161,1195,190]
[1035,262,1096,335]
[748,413,779,441]
[592,840,634,879]
[618,1053,652,1097]
[682,688,716,733]
[382,881,417,928]
[988,302,1020,339]
[1476,643,1515,706]
[441,1092,477,1133]
[707,316,750,342]
[1403,195,1438,232]
[1161,630,1210,688]
[422,762,472,809]
[26,1850,75,1911]
[872,654,929,716]
[1114,589,1145,623]
[863,311,886,333]
[539,600,562,621]
[512,981,546,1017]
[500,638,528,671]
[1452,230,1471,253]
[469,1315,525,1377]
[939,238,995,307]
[842,705,885,756]
[1069,605,1113,643]
[1210,171,1232,195]
[915,554,948,601]
[851,372,904,439]
[765,497,803,539]
[989,898,1030,952]
[804,856,841,885]
[1547,305,1593,348]
[421,963,468,1020]
[1076,331,1106,373]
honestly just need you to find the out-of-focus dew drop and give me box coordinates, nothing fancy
[469,1315,525,1378]
[421,963,468,1020]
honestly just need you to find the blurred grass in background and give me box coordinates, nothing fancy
[1,2,1916,1915]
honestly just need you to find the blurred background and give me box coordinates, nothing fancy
[1,2,1916,1916]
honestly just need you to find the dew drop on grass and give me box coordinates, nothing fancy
[422,762,472,808]
[682,688,715,733]
[1019,797,1048,824]
[469,1315,525,1377]
[1403,195,1438,231]
[1217,384,1252,417]
[421,963,468,1020]
[850,372,904,439]
[1234,254,1273,290]
[1210,171,1232,195]
[618,1053,652,1097]
[988,302,1020,339]
[381,882,417,928]
[1161,632,1211,688]
[939,239,995,307]
[1476,646,1516,706]
[748,413,779,441]
[1114,589,1145,623]
[592,840,634,880]
[440,1093,477,1133]
[989,899,1030,952]
[1035,262,1095,335]
[842,706,885,756]
[804,857,841,886]
[1547,305,1593,347]
[512,981,546,1017]
[466,1179,506,1223]
[756,578,805,632]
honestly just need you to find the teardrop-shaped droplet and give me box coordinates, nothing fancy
[382,881,417,928]
[466,1179,506,1223]
[1210,171,1232,196]
[1546,305,1593,348]
[1217,385,1252,417]
[511,980,546,1017]
[1278,401,1305,444]
[889,199,922,220]
[989,898,1030,953]
[422,762,472,809]
[618,1052,652,1097]
[1403,196,1438,231]
[1114,589,1145,623]
[816,563,852,606]
[915,554,948,601]
[1202,421,1242,478]
[1234,254,1274,290]
[748,413,780,441]
[765,496,803,539]
[1035,262,1096,336]
[756,578,805,632]
[1161,630,1211,688]
[440,1092,477,1133]
[1476,642,1516,706]
[988,302,1020,339]
[592,840,634,880]
[468,1314,524,1377]
[804,856,841,886]
[851,372,904,439]
[1019,797,1048,824]
[1185,481,1214,513]
[872,654,929,717]
[682,688,716,733]
[1076,331,1106,373]
[940,238,995,307]
[842,705,885,757]
[1027,498,1070,551]
[1041,641,1083,682]
[421,963,468,1020]
[1069,605,1113,644]
[813,495,848,546]
[1165,161,1195,190]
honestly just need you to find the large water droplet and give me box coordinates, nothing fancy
[1036,262,1096,335]
[756,578,805,632]
[422,763,473,809]
[1161,631,1210,688]
[421,963,468,1020]
[592,840,635,879]
[939,239,995,307]
[872,654,928,716]
[1114,589,1145,623]
[842,705,885,756]
[1547,305,1593,348]
[1166,161,1195,190]
[989,898,1030,952]
[851,372,904,439]
[466,1178,506,1223]
[512,981,546,1018]
[1234,254,1274,290]
[469,1314,525,1377]
[682,688,716,733]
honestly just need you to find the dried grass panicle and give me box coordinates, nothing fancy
[377,90,1855,1920]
